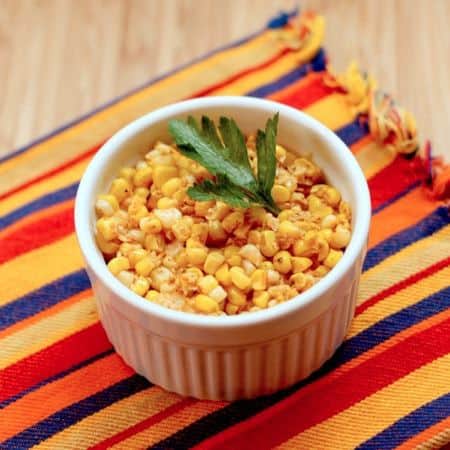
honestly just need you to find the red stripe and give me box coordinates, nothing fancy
[195,317,450,449]
[90,398,195,449]
[0,143,101,202]
[369,155,427,210]
[0,205,74,264]
[356,256,450,316]
[0,322,111,403]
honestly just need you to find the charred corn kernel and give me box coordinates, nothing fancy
[275,144,287,162]
[324,249,343,268]
[194,294,219,313]
[278,220,302,239]
[229,267,251,290]
[109,177,132,202]
[242,259,256,275]
[290,272,307,290]
[261,261,274,270]
[330,226,351,249]
[144,234,165,252]
[214,202,232,220]
[96,233,119,255]
[153,165,178,188]
[154,208,182,228]
[194,200,214,217]
[135,256,155,276]
[312,265,329,277]
[117,270,134,287]
[248,230,261,245]
[181,267,203,286]
[227,286,247,306]
[108,256,130,275]
[222,211,244,233]
[186,238,203,248]
[209,286,227,302]
[249,206,266,224]
[191,223,209,244]
[225,303,239,315]
[253,291,269,308]
[260,230,279,257]
[97,217,118,241]
[271,185,291,203]
[157,197,178,209]
[204,251,225,274]
[186,247,208,265]
[134,187,149,198]
[215,264,231,286]
[318,228,333,243]
[161,177,182,197]
[234,224,250,240]
[133,166,153,187]
[145,290,159,302]
[128,249,148,267]
[207,220,227,244]
[321,214,337,229]
[292,256,313,273]
[267,269,281,285]
[139,216,162,234]
[95,195,119,217]
[239,244,263,266]
[131,277,150,296]
[251,269,267,290]
[119,167,136,182]
[273,250,292,274]
[150,267,173,290]
[317,238,330,262]
[172,217,192,242]
[278,209,293,222]
[198,275,218,294]
[311,184,341,207]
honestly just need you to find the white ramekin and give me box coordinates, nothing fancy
[75,96,370,401]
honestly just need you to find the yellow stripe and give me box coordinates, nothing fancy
[349,265,450,339]
[0,296,96,369]
[0,234,83,307]
[112,401,227,449]
[277,354,450,449]
[33,387,181,449]
[355,141,396,179]
[358,225,450,304]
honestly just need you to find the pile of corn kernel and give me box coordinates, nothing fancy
[95,138,351,316]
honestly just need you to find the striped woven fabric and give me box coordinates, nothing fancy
[1,10,449,450]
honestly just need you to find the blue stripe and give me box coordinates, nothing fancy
[372,180,422,215]
[1,375,151,449]
[358,393,450,450]
[0,182,78,230]
[0,349,114,409]
[336,119,369,147]
[363,207,450,271]
[0,269,90,331]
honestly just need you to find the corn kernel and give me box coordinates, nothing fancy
[278,209,293,222]
[144,234,165,252]
[172,217,193,242]
[260,230,279,257]
[207,220,228,245]
[225,303,239,315]
[95,194,119,217]
[307,195,324,212]
[97,217,118,241]
[215,264,231,286]
[150,267,173,290]
[321,214,337,229]
[267,269,281,285]
[134,187,149,198]
[209,286,227,302]
[108,256,130,275]
[253,291,269,308]
[311,184,341,207]
[133,166,153,187]
[275,144,287,162]
[133,205,149,222]
[204,251,225,274]
[117,270,134,287]
[119,242,140,256]
[135,256,155,276]
[273,250,292,274]
[278,220,302,239]
[139,216,162,234]
[290,272,307,290]
[222,211,244,233]
[271,185,291,203]
[324,249,343,268]
[239,244,263,266]
[227,286,247,306]
[251,269,267,290]
[261,261,274,270]
[194,200,214,217]
[186,247,208,265]
[119,167,136,182]
[242,259,256,275]
[312,265,330,277]
[228,255,242,267]
[161,177,182,197]
[153,208,182,228]
[153,165,178,188]
[330,226,351,249]
[191,223,209,244]
[157,197,178,209]
[131,277,150,296]
[194,294,219,313]
[248,206,266,225]
[229,267,251,290]
[317,237,330,262]
[318,228,333,243]
[214,202,232,221]
[186,238,203,248]
[339,201,351,218]
[234,224,251,240]
[198,275,218,294]
[145,290,159,302]
[109,177,132,202]
[248,230,261,245]
[96,233,119,255]
[128,249,148,267]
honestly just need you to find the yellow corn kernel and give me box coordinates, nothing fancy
[318,228,333,243]
[278,220,302,239]
[153,208,182,228]
[311,184,341,207]
[194,294,219,313]
[224,245,239,259]
[95,194,119,217]
[248,230,261,245]
[186,247,208,265]
[153,165,178,188]
[180,267,203,286]
[222,211,244,233]
[109,177,132,202]
[131,277,150,296]
[239,244,263,266]
[290,272,307,290]
[172,217,193,242]
[292,255,312,272]
[267,269,281,285]
[315,206,333,219]
[207,220,228,245]
[330,227,351,249]
[225,303,239,315]
[292,233,316,257]
[117,270,134,287]
[317,237,330,262]
[173,189,187,203]
[107,256,130,275]
[307,195,324,212]
[260,230,279,257]
[128,249,148,267]
[186,238,203,248]
[242,259,256,275]
[96,217,118,241]
[213,202,232,221]
[278,209,293,222]
[134,187,149,198]
[251,269,267,290]
[140,216,162,234]
[161,177,182,197]
[96,233,119,255]
[253,291,269,308]
[198,275,219,294]
[261,261,274,270]
[135,256,155,276]
[249,206,266,225]
[234,224,251,240]
[324,249,343,268]
[227,286,247,306]
[133,166,153,187]
[227,255,242,267]
[119,167,136,182]
[339,201,351,218]
[157,197,178,209]
[209,286,227,302]
[229,266,251,290]
[191,223,209,244]
[133,205,149,223]
[150,267,173,290]
[273,250,292,274]
[312,265,330,277]
[145,290,160,302]
[194,200,215,217]
[271,185,291,203]
[321,214,337,229]
[204,251,225,274]
[216,264,231,286]
[275,144,287,162]
[144,234,165,252]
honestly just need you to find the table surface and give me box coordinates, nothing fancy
[1,0,449,159]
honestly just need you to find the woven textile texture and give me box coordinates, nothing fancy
[1,10,449,450]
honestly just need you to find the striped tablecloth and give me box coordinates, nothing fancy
[1,11,449,450]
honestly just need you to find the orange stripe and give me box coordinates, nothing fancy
[396,416,450,449]
[0,354,132,441]
[350,134,373,154]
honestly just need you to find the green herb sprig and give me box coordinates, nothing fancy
[168,113,281,215]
